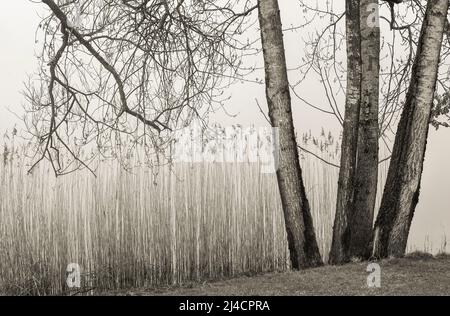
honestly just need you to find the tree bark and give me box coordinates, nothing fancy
[372,0,449,259]
[257,0,322,269]
[329,0,362,264]
[350,0,380,259]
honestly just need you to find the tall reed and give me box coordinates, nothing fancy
[0,129,391,295]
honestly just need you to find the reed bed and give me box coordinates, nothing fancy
[0,158,289,294]
[0,130,386,295]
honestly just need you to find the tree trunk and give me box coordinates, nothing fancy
[350,0,380,259]
[257,0,322,269]
[372,0,448,259]
[329,0,362,264]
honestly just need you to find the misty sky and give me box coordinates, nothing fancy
[1,1,449,252]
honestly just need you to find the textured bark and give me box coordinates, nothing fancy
[329,0,362,265]
[372,0,448,259]
[350,0,380,259]
[257,0,322,269]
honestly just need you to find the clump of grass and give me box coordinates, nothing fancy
[404,251,435,260]
[0,262,56,296]
[434,252,450,260]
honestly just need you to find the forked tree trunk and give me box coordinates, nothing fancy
[372,0,449,259]
[329,0,362,264]
[350,0,380,259]
[257,0,322,269]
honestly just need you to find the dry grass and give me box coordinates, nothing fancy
[0,130,390,295]
[0,159,288,294]
[122,256,450,296]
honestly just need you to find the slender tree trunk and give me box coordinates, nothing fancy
[257,0,322,269]
[372,0,448,259]
[329,0,362,264]
[350,0,380,259]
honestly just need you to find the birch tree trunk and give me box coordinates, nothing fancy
[258,0,322,269]
[350,0,380,259]
[329,0,362,264]
[372,0,449,259]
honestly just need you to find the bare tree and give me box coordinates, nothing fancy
[287,0,450,262]
[330,0,382,263]
[329,0,363,264]
[372,0,449,259]
[257,0,322,269]
[24,0,256,174]
[349,0,380,260]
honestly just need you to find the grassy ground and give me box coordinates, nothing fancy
[109,253,450,296]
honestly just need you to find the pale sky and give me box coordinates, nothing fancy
[0,0,449,252]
